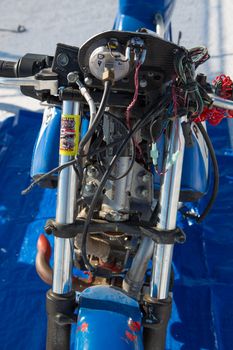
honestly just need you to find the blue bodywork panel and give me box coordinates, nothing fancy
[153,129,209,200]
[30,107,60,180]
[74,286,143,350]
[114,0,176,32]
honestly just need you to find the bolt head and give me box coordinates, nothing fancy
[67,71,79,83]
[141,189,149,198]
[84,76,93,86]
[87,166,98,178]
[142,174,150,183]
[139,79,147,88]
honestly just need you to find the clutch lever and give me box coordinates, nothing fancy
[0,73,58,96]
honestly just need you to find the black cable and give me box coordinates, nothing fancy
[195,122,219,223]
[99,111,136,181]
[174,49,204,117]
[21,159,77,195]
[81,94,171,271]
[22,80,112,195]
[78,80,112,154]
[149,116,165,143]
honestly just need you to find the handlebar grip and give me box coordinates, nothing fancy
[0,60,18,77]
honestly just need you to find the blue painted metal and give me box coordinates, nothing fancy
[74,286,143,350]
[30,107,60,179]
[153,134,209,198]
[80,114,90,140]
[114,0,176,32]
[181,138,208,195]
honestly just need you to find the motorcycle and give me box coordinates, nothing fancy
[1,0,233,349]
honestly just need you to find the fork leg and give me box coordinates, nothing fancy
[144,118,185,350]
[46,101,81,350]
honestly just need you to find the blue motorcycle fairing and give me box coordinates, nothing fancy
[30,106,60,187]
[114,0,176,32]
[74,285,143,350]
[153,122,209,201]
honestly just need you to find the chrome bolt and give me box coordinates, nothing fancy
[84,76,93,86]
[87,166,98,178]
[148,71,154,78]
[67,71,79,83]
[139,79,147,88]
[141,189,149,198]
[142,174,150,183]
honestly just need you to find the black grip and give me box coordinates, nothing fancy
[0,60,17,77]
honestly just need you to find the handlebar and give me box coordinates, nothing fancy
[209,93,233,111]
[0,60,17,77]
[0,53,233,113]
[0,54,53,78]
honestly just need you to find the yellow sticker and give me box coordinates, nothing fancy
[59,114,81,156]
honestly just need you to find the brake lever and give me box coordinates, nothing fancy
[0,73,58,96]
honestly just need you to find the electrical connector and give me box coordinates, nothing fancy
[150,143,159,166]
[167,150,180,169]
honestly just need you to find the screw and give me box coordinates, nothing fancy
[139,79,147,88]
[67,71,79,83]
[141,189,149,198]
[142,174,150,183]
[147,71,154,78]
[87,166,98,178]
[84,76,93,86]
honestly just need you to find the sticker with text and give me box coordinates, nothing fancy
[59,114,80,156]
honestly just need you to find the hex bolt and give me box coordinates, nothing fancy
[84,76,93,86]
[139,79,148,88]
[148,71,154,78]
[67,71,79,83]
[141,189,149,198]
[87,166,98,178]
[142,174,150,183]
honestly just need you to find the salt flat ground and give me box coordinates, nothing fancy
[0,0,233,111]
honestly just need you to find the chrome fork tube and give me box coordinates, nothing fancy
[52,101,80,294]
[150,117,186,300]
[123,236,154,297]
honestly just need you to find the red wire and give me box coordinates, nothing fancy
[155,84,180,176]
[125,63,144,158]
[126,63,142,129]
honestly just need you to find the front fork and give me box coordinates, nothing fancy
[46,101,81,350]
[124,117,186,349]
[143,118,185,350]
[150,117,186,300]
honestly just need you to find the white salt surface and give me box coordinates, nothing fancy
[0,0,232,111]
